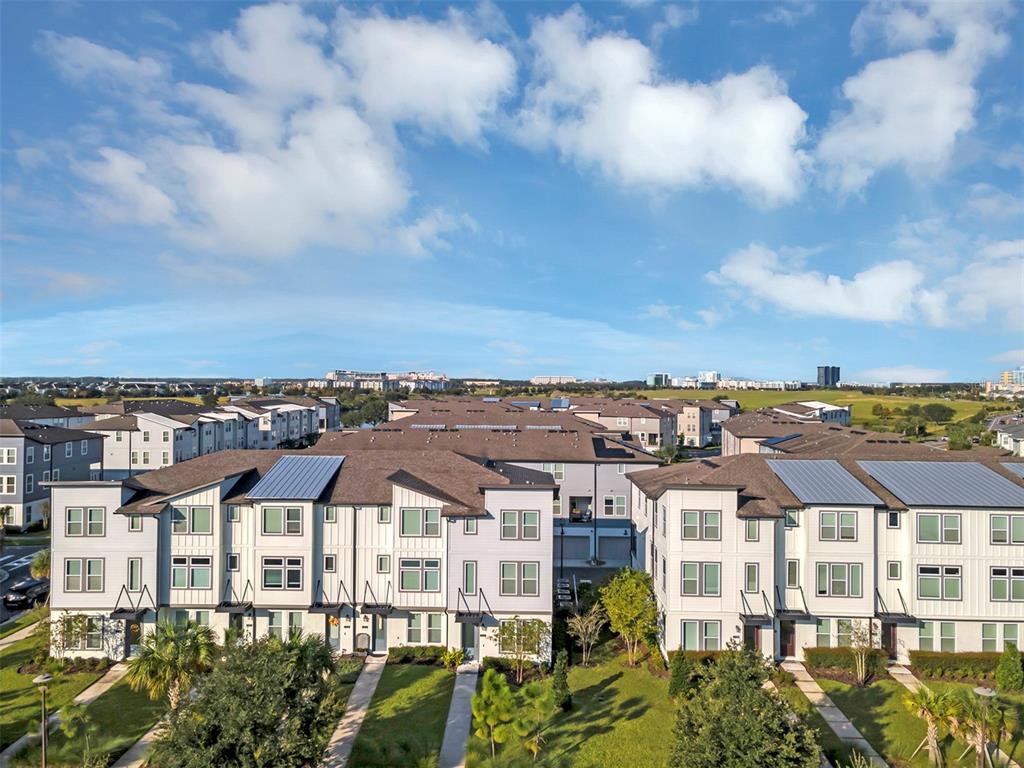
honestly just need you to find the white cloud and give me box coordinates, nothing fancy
[36,31,165,88]
[852,365,949,383]
[819,0,1013,194]
[641,301,719,330]
[991,349,1024,365]
[516,7,808,204]
[652,4,699,45]
[964,183,1024,218]
[760,1,816,26]
[21,267,113,298]
[940,239,1023,330]
[394,209,478,258]
[74,147,177,225]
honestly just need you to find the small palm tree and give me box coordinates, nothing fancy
[126,620,216,710]
[30,548,50,580]
[949,690,1017,768]
[904,684,955,767]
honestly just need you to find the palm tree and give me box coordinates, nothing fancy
[126,619,217,710]
[58,703,98,764]
[30,548,50,580]
[949,689,1017,768]
[903,684,955,767]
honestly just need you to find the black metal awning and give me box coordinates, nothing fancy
[215,601,253,615]
[876,611,917,625]
[740,613,773,626]
[309,602,348,615]
[776,609,813,621]
[109,607,151,621]
[455,611,486,625]
[361,603,393,616]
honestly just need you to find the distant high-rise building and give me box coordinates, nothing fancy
[1000,367,1024,386]
[698,370,720,384]
[646,373,672,387]
[816,366,840,388]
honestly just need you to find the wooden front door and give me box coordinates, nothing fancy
[780,621,796,657]
[882,623,897,660]
[743,624,761,652]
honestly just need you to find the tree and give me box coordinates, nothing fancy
[201,391,219,408]
[496,619,550,684]
[996,643,1023,691]
[552,650,571,712]
[0,505,11,556]
[566,603,605,666]
[949,688,1017,768]
[58,702,100,767]
[671,643,820,768]
[44,613,89,660]
[150,635,340,767]
[30,548,50,580]
[848,622,878,686]
[600,569,657,666]
[126,619,216,710]
[921,403,956,423]
[517,680,556,760]
[472,668,518,758]
[903,685,956,767]
[669,650,694,700]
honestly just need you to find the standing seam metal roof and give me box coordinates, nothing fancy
[768,459,882,506]
[858,461,1024,508]
[1001,463,1024,480]
[246,455,345,500]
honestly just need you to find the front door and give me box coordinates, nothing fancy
[461,622,478,661]
[326,616,341,651]
[780,621,796,657]
[371,615,387,654]
[743,624,760,653]
[125,621,142,658]
[882,623,897,660]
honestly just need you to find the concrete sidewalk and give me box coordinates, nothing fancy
[439,663,480,768]
[323,655,387,767]
[0,620,42,649]
[781,661,888,767]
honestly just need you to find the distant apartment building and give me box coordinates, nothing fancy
[817,366,841,388]
[646,373,672,387]
[0,404,95,429]
[648,399,738,447]
[1000,367,1024,386]
[320,370,450,391]
[717,378,802,391]
[0,419,105,529]
[721,411,905,457]
[772,401,852,426]
[995,425,1024,457]
[529,376,578,385]
[698,371,721,384]
[571,401,677,450]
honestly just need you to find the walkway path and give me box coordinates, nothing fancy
[0,662,129,766]
[322,655,387,767]
[439,662,480,768]
[0,620,41,649]
[887,664,1021,768]
[781,661,888,767]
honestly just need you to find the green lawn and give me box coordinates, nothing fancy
[349,664,455,767]
[12,676,167,767]
[775,679,854,766]
[0,605,48,639]
[0,634,105,750]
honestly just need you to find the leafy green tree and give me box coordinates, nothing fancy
[599,569,658,666]
[518,680,556,759]
[472,668,518,758]
[201,391,219,408]
[921,403,956,422]
[903,685,956,767]
[668,650,694,700]
[996,642,1024,691]
[670,643,820,768]
[126,619,216,710]
[552,650,571,712]
[58,702,100,767]
[496,619,550,684]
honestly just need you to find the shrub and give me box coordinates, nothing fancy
[804,647,886,679]
[996,643,1024,691]
[441,647,466,671]
[669,650,694,699]
[910,650,1012,680]
[386,645,445,665]
[552,650,571,711]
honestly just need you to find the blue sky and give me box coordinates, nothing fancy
[1,1,1021,383]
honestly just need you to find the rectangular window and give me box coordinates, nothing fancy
[376,555,390,574]
[681,562,699,595]
[163,431,170,442]
[552,497,561,516]
[888,561,901,580]
[130,452,138,466]
[837,619,853,647]
[83,617,102,650]
[80,439,89,455]
[919,565,961,601]
[816,562,863,597]
[324,555,336,572]
[189,557,212,589]
[1,476,16,495]
[285,557,302,589]
[142,452,149,465]
[785,509,799,527]
[463,518,477,535]
[26,446,33,464]
[678,620,721,651]
[940,622,955,653]
[64,559,82,592]
[990,567,1024,602]
[85,559,103,591]
[288,612,303,638]
[983,623,998,652]
[542,463,564,481]
[143,431,150,442]
[603,496,627,516]
[66,442,74,458]
[682,511,699,540]
[887,511,901,528]
[227,553,240,571]
[745,519,759,542]
[191,506,212,534]
[407,614,421,643]
[703,511,720,540]
[194,610,209,626]
[0,447,15,464]
[399,559,439,592]
[744,563,759,594]
[816,618,831,647]
[87,507,105,536]
[501,510,518,539]
[284,507,302,535]
[268,611,284,639]
[25,475,33,494]
[703,621,720,651]
[378,506,391,523]
[227,505,240,522]
[427,613,442,644]
[262,507,284,534]
[991,515,1024,545]
[464,561,477,595]
[128,515,142,532]
[162,452,170,465]
[172,556,188,588]
[172,506,188,534]
[917,513,960,544]
[128,558,142,592]
[786,559,799,588]
[43,445,51,460]
[66,507,84,536]
[920,621,934,651]
[820,510,857,541]
[680,562,720,596]
[324,506,337,523]
[681,620,699,651]
[262,558,284,589]
[1005,624,1018,649]
[400,508,422,536]
[617,463,626,474]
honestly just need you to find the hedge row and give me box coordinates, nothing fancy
[386,645,446,665]
[804,647,887,676]
[909,650,1020,679]
[666,650,723,665]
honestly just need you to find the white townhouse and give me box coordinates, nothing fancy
[46,450,555,662]
[76,413,198,479]
[629,451,1024,663]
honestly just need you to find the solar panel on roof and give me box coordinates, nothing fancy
[1002,463,1024,480]
[859,461,1024,508]
[526,425,563,431]
[247,455,344,500]
[768,459,882,506]
[409,424,445,430]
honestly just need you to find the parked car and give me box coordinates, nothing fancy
[3,578,49,609]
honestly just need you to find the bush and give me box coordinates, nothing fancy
[804,647,886,678]
[441,647,466,671]
[996,643,1024,691]
[909,650,1012,680]
[552,650,571,711]
[386,645,446,665]
[669,650,694,699]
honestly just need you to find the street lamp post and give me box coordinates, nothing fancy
[33,673,53,768]
[973,686,996,768]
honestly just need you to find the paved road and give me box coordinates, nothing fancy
[0,544,47,623]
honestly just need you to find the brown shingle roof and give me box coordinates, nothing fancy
[1,419,105,444]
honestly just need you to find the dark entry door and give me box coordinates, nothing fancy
[743,625,760,652]
[125,621,142,658]
[780,621,796,657]
[461,622,478,660]
[882,623,897,660]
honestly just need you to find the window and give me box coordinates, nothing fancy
[324,506,337,523]
[400,508,441,537]
[288,612,303,638]
[115,432,123,443]
[991,567,1024,601]
[407,614,422,643]
[25,475,33,494]
[552,497,561,516]
[43,445,51,460]
[1005,624,1018,649]
[172,556,210,589]
[172,610,189,628]
[378,506,391,523]
[52,469,59,481]
[616,417,629,427]
[820,510,857,541]
[887,561,901,580]
[128,515,142,532]
[262,557,303,590]
[1,476,16,495]
[227,505,240,522]
[983,623,998,652]
[835,619,853,647]
[324,555,336,572]
[142,452,149,465]
[80,439,89,455]
[464,561,477,595]
[920,621,934,651]
[744,563,759,593]
[26,446,33,464]
[194,610,210,626]
[991,515,1024,545]
[65,559,82,591]
[681,510,720,540]
[262,507,284,534]
[786,559,799,588]
[939,622,955,652]
[86,507,105,536]
[542,463,564,481]
[703,511,720,540]
[191,506,212,534]
[399,559,440,592]
[86,559,103,591]
[376,555,390,573]
[887,511,901,529]
[703,621,720,651]
[500,562,540,596]
[681,620,721,651]
[680,562,720,596]
[603,496,627,516]
[269,611,284,639]
[815,562,863,597]
[745,519,759,542]
[83,617,103,650]
[501,510,540,540]
[682,511,699,539]
[816,618,831,647]
[227,553,240,571]
[1,447,15,464]
[130,452,138,466]
[284,507,302,535]
[143,431,150,442]
[128,558,142,592]
[917,513,960,544]
[463,518,477,535]
[617,463,626,474]
[66,507,84,536]
[918,565,961,600]
[65,442,74,458]
[785,509,799,527]
[172,557,187,588]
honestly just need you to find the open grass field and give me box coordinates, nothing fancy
[349,664,455,767]
[54,396,206,407]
